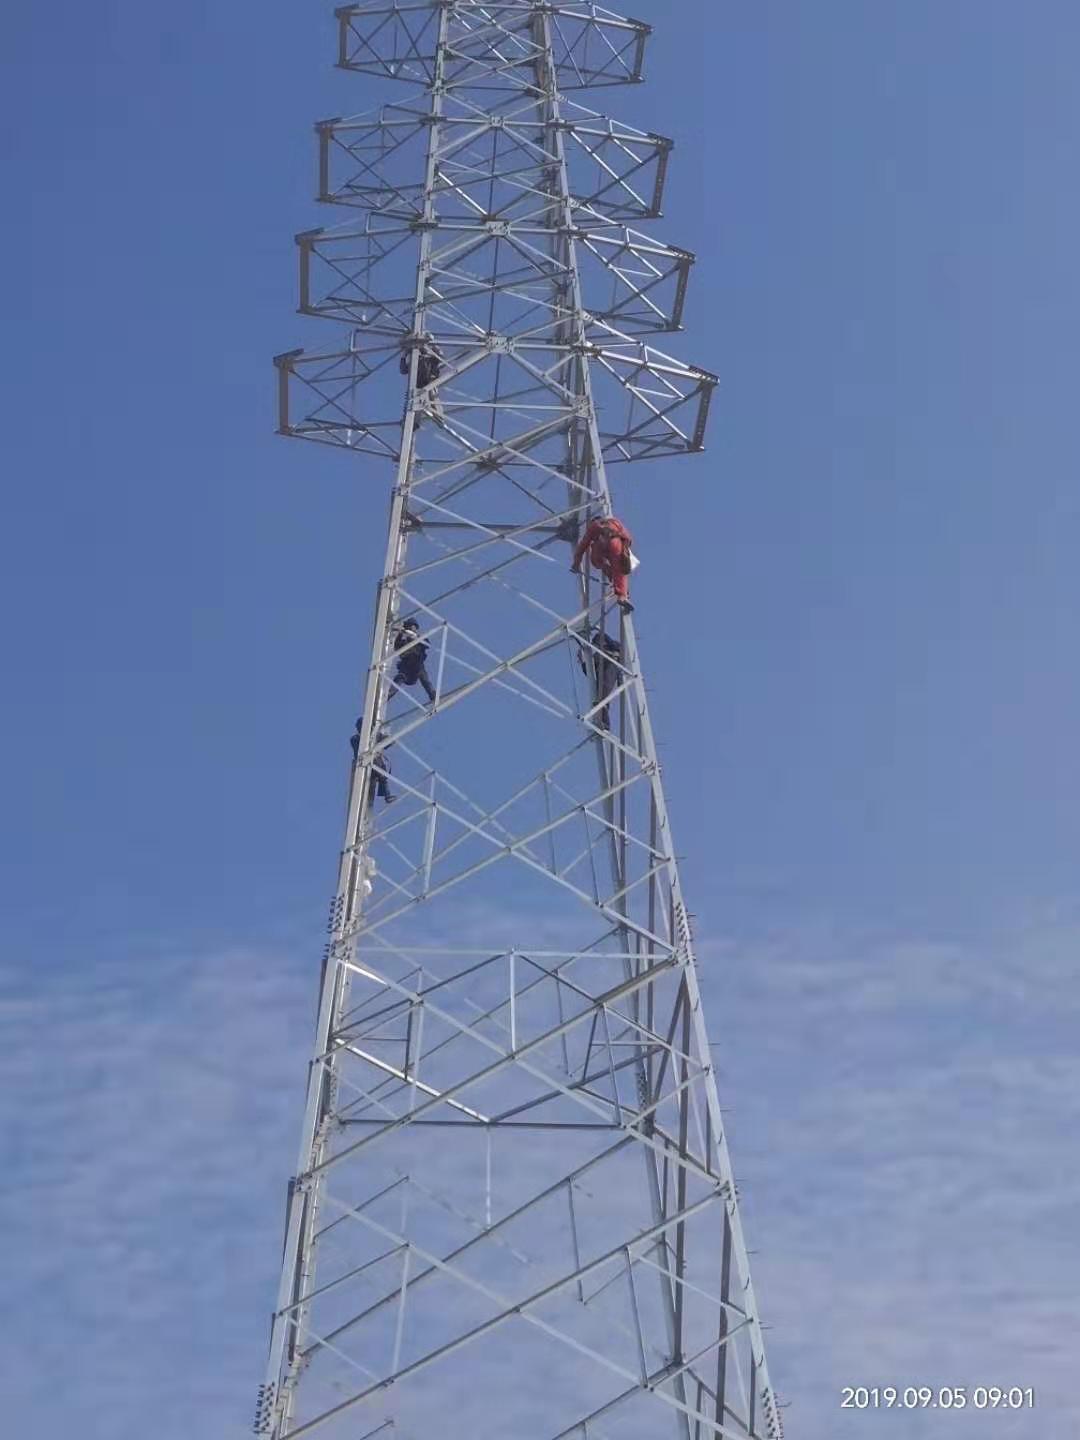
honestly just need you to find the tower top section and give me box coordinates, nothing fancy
[335,1,651,90]
[276,0,717,475]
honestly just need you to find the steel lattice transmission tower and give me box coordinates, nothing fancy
[258,5,782,1438]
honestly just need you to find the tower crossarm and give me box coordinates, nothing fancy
[317,104,674,222]
[299,221,693,333]
[336,1,652,90]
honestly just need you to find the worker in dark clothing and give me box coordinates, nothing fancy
[416,342,441,389]
[577,629,623,730]
[400,336,444,420]
[570,514,634,612]
[388,618,437,705]
[350,721,395,806]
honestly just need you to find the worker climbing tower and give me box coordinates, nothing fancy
[259,4,782,1437]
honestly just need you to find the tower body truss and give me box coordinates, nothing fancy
[260,6,782,1438]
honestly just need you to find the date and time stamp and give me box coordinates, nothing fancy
[840,1385,1035,1411]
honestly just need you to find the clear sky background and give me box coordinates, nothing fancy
[3,1,1079,1436]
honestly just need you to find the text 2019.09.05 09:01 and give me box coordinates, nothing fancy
[841,1386,1034,1409]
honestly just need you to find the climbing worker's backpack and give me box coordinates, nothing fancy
[595,516,634,572]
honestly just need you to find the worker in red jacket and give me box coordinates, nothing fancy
[570,514,635,613]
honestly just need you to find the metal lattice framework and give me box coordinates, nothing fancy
[259,5,782,1438]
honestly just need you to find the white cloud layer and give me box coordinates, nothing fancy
[3,906,1077,1436]
[698,909,1080,1436]
[1,945,312,1437]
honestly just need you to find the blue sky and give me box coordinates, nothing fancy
[3,1,1079,1435]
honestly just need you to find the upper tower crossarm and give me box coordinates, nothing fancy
[336,1,650,89]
